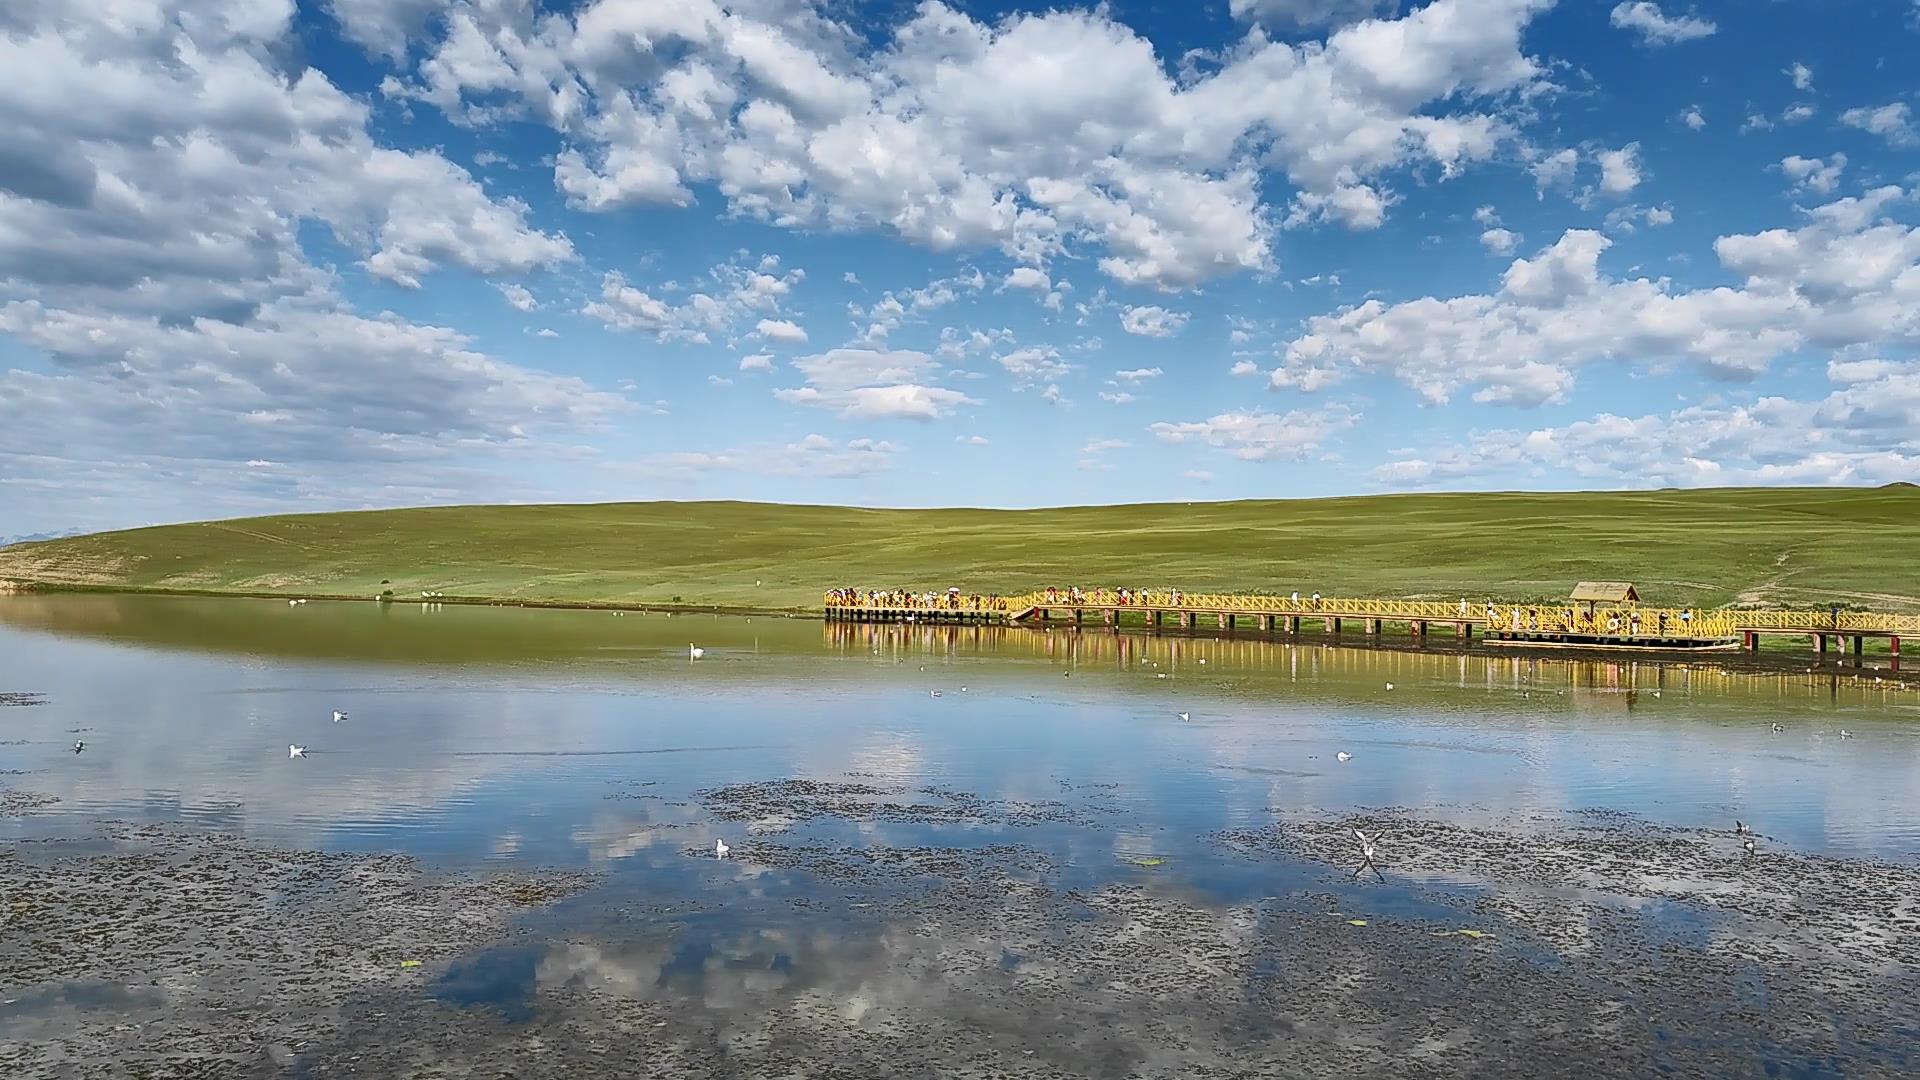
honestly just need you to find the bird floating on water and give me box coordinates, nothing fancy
[1177,712,1190,722]
[715,839,730,859]
[1385,682,1394,691]
[1198,658,1207,665]
[332,710,347,723]
[930,690,943,698]
[1735,821,1751,835]
[1155,673,1168,679]
[289,744,307,759]
[1742,836,1756,857]
[1336,751,1353,763]
[73,739,85,754]
[1839,729,1854,739]
[689,644,705,660]
[1771,722,1785,733]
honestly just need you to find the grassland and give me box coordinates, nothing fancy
[1,486,1916,613]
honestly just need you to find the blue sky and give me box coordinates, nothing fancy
[1,0,1917,534]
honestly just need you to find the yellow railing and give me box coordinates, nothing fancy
[823,589,1920,638]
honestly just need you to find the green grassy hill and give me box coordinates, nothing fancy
[2,487,1916,612]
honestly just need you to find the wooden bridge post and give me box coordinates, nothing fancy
[1458,622,1471,640]
[1817,633,1829,655]
[1103,609,1117,630]
[1365,618,1380,635]
[1892,636,1901,669]
[1413,621,1427,640]
[1150,610,1163,631]
[1072,608,1083,627]
[1286,616,1300,634]
[1853,635,1864,656]
[1743,631,1758,652]
[1177,612,1193,630]
[1257,614,1274,632]
[1329,617,1341,635]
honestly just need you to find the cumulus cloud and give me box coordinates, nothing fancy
[1002,267,1052,291]
[738,352,774,371]
[1480,228,1520,255]
[1596,144,1643,196]
[390,0,1558,288]
[1786,62,1814,92]
[630,434,899,480]
[497,283,537,311]
[1120,306,1189,337]
[1148,407,1358,461]
[1531,148,1579,196]
[1229,0,1399,31]
[582,256,804,344]
[1114,367,1164,382]
[1275,189,1920,406]
[997,346,1073,383]
[1781,154,1847,196]
[755,318,809,344]
[1841,103,1917,146]
[1609,3,1717,45]
[774,348,977,420]
[1373,359,1920,489]
[1681,106,1706,131]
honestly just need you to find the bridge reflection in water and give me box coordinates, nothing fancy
[823,588,1914,667]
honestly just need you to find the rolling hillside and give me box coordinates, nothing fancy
[2,487,1916,612]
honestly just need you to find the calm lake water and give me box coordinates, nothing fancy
[4,593,1920,870]
[8,593,1920,1075]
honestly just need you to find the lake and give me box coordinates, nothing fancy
[3,593,1919,1077]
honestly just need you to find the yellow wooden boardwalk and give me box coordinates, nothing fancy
[822,587,1916,659]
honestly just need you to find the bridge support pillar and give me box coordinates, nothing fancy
[1103,609,1116,629]
[1149,610,1163,630]
[1458,622,1471,640]
[1365,619,1380,635]
[1330,617,1341,635]
[1177,612,1192,630]
[1413,621,1427,639]
[1743,631,1758,652]
[1892,636,1900,670]
[1219,613,1234,631]
[1854,635,1864,656]
[1818,633,1829,655]
[1072,608,1083,626]
[1257,614,1274,632]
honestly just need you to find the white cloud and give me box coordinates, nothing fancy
[1781,103,1817,125]
[1375,359,1920,489]
[1280,191,1920,407]
[1120,306,1189,337]
[631,434,900,480]
[1480,228,1520,255]
[775,348,977,420]
[496,283,537,311]
[583,256,804,344]
[1781,154,1847,196]
[1682,106,1706,131]
[1002,267,1052,291]
[1596,144,1643,196]
[326,0,450,62]
[1081,438,1131,454]
[1099,391,1137,404]
[738,353,774,371]
[1229,0,1399,30]
[1608,3,1717,45]
[1786,63,1814,92]
[1531,148,1579,196]
[997,347,1073,384]
[1148,407,1358,461]
[1114,367,1164,382]
[956,434,989,445]
[1230,359,1261,376]
[393,0,1558,289]
[1841,103,1918,146]
[755,318,809,344]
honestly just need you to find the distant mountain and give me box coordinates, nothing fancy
[0,528,85,548]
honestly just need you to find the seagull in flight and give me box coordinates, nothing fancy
[715,839,730,859]
[1353,828,1385,881]
[689,644,705,660]
[289,744,307,759]
[72,739,85,755]
[332,710,348,723]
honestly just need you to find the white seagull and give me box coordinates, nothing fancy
[1839,729,1854,739]
[1770,722,1785,734]
[1177,712,1191,722]
[289,744,307,759]
[930,690,943,698]
[1385,682,1395,691]
[332,710,348,723]
[689,644,705,660]
[1353,828,1384,880]
[1336,751,1353,763]
[1742,836,1756,857]
[1735,821,1751,835]
[715,839,730,859]
[73,739,85,754]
